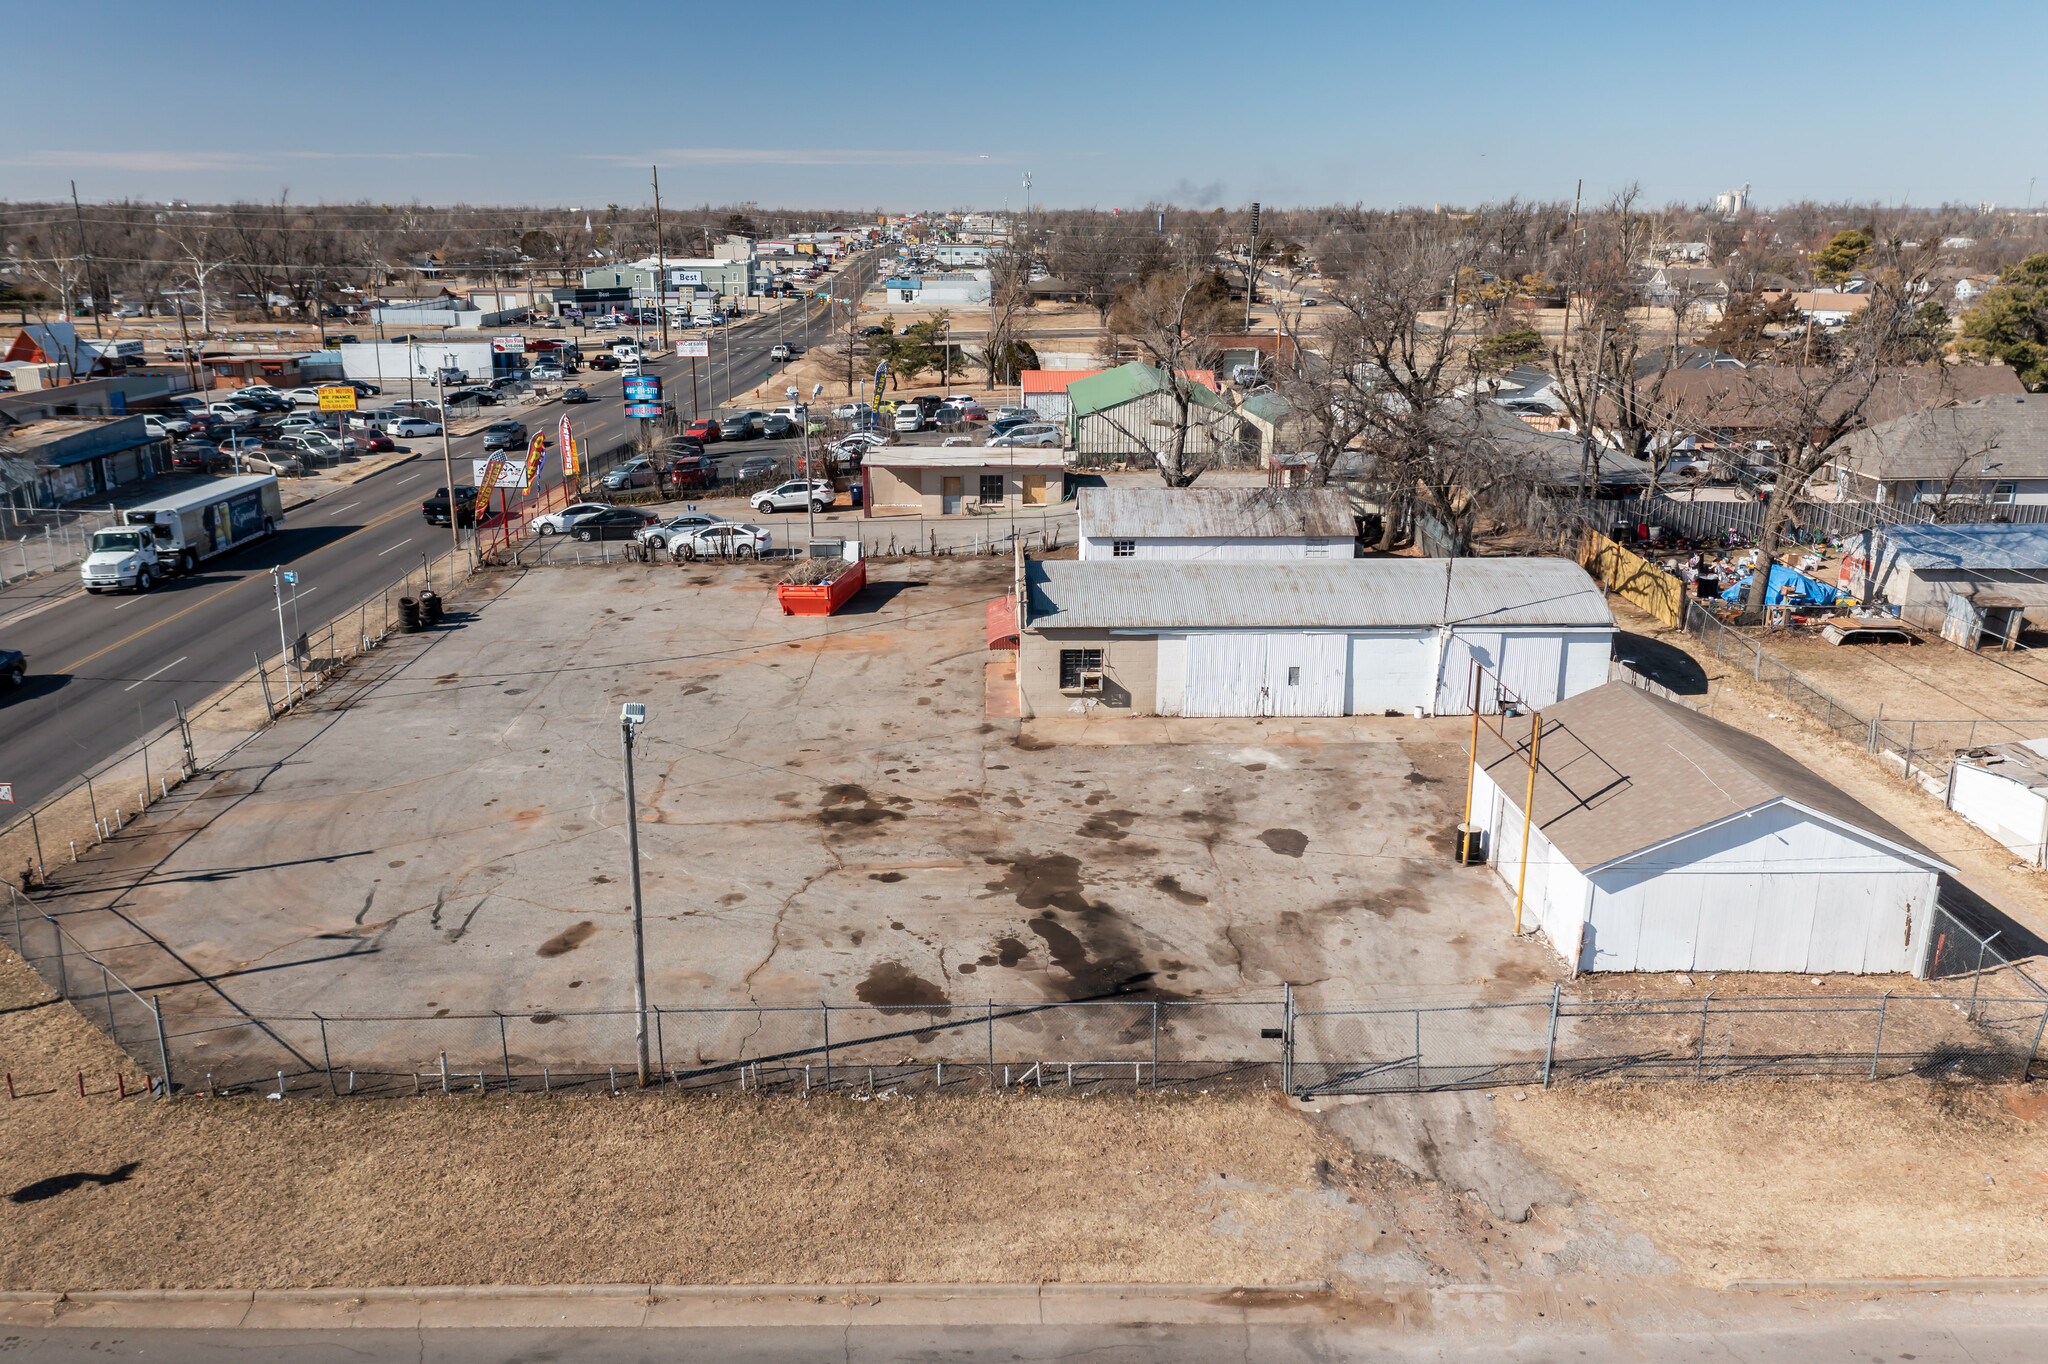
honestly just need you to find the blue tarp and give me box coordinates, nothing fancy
[1720,563,1838,607]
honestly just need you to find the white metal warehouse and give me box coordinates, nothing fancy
[1076,486,1357,560]
[1016,557,1613,717]
[1470,682,1953,976]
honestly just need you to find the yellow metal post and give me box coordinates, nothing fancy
[1461,690,1482,857]
[1512,714,1542,934]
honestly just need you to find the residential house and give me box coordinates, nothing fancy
[1829,394,2048,509]
[861,448,1066,518]
[1841,522,2048,628]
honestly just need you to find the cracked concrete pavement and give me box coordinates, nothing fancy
[36,556,1559,1081]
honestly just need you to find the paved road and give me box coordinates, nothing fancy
[0,257,877,812]
[0,1320,2031,1362]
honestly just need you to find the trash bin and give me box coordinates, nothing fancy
[398,596,422,633]
[1455,822,1487,866]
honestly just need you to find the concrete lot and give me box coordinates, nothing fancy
[41,556,1552,1077]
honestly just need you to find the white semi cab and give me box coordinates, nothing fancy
[82,474,284,594]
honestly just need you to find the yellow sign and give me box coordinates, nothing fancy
[317,386,358,411]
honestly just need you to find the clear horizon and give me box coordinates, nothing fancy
[2,0,2035,213]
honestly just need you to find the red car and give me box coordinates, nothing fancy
[351,431,397,453]
[666,456,714,489]
[683,418,721,444]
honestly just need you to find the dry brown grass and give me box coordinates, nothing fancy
[0,948,1354,1290]
[1499,1080,2048,1283]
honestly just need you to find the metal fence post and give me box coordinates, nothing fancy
[820,1002,831,1093]
[100,964,115,1040]
[2028,1005,2048,1083]
[317,1013,336,1095]
[151,994,171,1099]
[1281,983,1293,1095]
[49,916,68,998]
[654,1006,666,1089]
[1542,983,1560,1088]
[1969,931,1997,1020]
[1695,992,1712,1081]
[498,1011,511,1092]
[1151,1001,1160,1091]
[1413,1010,1423,1092]
[987,999,995,1087]
[1870,991,1889,1080]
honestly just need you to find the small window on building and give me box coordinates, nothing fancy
[1112,539,1136,558]
[1303,540,1330,558]
[1286,666,1301,686]
[979,474,1004,504]
[1059,648,1104,690]
[1993,482,2016,505]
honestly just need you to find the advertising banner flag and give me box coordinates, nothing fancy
[559,416,578,475]
[476,450,507,516]
[522,430,548,487]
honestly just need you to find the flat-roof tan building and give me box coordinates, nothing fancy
[860,448,1066,517]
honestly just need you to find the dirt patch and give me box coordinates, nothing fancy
[536,922,598,958]
[816,784,906,828]
[1498,1079,2048,1283]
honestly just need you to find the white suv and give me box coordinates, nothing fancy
[753,479,835,514]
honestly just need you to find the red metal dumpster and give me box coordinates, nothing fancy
[776,558,867,616]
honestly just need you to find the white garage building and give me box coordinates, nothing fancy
[1076,486,1356,560]
[1471,682,1952,976]
[1015,557,1613,717]
[1945,739,2048,866]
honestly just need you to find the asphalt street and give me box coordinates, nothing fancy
[0,254,878,811]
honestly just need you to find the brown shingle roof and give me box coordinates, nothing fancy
[1474,682,1948,872]
[1828,392,2048,481]
[1631,365,2023,429]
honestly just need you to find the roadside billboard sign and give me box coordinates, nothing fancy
[622,375,661,403]
[677,339,710,358]
[624,403,663,419]
[490,335,526,354]
[316,385,358,411]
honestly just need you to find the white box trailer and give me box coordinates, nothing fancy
[82,474,284,592]
[339,341,496,388]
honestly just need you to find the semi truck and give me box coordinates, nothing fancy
[81,474,284,593]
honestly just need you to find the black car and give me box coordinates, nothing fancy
[762,414,797,439]
[561,386,592,403]
[446,386,500,406]
[0,647,24,689]
[422,485,480,527]
[860,325,888,337]
[238,394,291,413]
[569,506,656,541]
[172,445,219,474]
[342,378,378,394]
[718,412,764,440]
[587,354,621,371]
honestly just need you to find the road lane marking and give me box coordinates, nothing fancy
[375,537,414,556]
[325,502,363,517]
[123,656,188,692]
[394,473,423,485]
[60,501,416,674]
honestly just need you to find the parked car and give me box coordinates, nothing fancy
[422,485,480,527]
[141,414,191,439]
[206,402,257,421]
[893,407,926,433]
[569,506,658,541]
[350,431,397,453]
[665,455,715,489]
[991,406,1038,424]
[639,512,725,551]
[718,413,763,440]
[446,386,500,406]
[859,325,888,338]
[482,420,528,450]
[530,502,615,536]
[671,522,772,560]
[986,423,1060,448]
[389,399,443,415]
[530,364,564,382]
[933,404,966,427]
[587,353,621,370]
[684,418,721,444]
[489,375,527,393]
[753,479,835,515]
[285,387,327,405]
[390,417,443,437]
[171,446,218,474]
[601,458,659,491]
[342,380,380,395]
[734,454,781,480]
[561,386,593,403]
[762,414,798,440]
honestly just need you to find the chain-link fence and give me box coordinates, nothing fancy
[3,892,172,1094]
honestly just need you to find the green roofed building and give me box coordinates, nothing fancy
[1065,362,1239,460]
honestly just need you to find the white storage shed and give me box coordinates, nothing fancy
[1471,683,1953,976]
[1945,739,2048,866]
[1016,557,1613,718]
[1076,486,1356,561]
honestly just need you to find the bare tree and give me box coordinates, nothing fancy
[1100,266,1240,486]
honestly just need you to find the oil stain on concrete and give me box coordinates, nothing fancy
[536,921,598,958]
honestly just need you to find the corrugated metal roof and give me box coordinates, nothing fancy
[1077,487,1353,539]
[1865,522,2048,571]
[1066,362,1226,417]
[1475,683,1949,872]
[1239,393,1291,423]
[865,448,1065,469]
[1025,558,1613,630]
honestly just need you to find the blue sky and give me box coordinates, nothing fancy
[2,1,2033,212]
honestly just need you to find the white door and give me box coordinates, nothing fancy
[1155,635,1187,715]
[1182,633,1267,716]
[1265,633,1347,716]
[1345,631,1438,715]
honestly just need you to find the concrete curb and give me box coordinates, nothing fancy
[0,1282,1335,1331]
[1726,1277,2048,1293]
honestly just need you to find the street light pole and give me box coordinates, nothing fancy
[620,703,650,1087]
[439,413,463,573]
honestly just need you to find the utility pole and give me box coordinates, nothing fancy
[439,412,463,569]
[1244,201,1261,334]
[71,180,102,339]
[652,165,670,356]
[619,704,650,1087]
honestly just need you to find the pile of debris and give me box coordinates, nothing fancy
[779,557,850,586]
